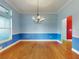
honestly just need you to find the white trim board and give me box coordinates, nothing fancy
[19,40,62,44]
[0,40,62,53]
[72,48,79,55]
[72,35,79,38]
[67,39,72,42]
[0,40,20,53]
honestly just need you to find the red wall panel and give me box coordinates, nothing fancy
[67,16,72,40]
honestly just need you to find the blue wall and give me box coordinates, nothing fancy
[0,34,20,48]
[0,33,61,49]
[0,0,21,49]
[20,14,58,33]
[0,0,79,53]
[12,10,21,34]
[58,0,79,52]
[0,0,62,49]
[72,37,79,51]
[20,33,61,40]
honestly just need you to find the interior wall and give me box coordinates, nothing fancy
[12,10,21,34]
[1,0,79,53]
[20,14,58,33]
[0,0,21,35]
[19,14,61,40]
[57,0,79,53]
[0,0,21,49]
[0,0,61,49]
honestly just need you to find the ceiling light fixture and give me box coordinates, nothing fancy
[32,0,45,23]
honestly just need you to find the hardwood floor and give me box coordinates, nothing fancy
[0,41,79,59]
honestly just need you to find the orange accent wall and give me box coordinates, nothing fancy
[67,16,72,40]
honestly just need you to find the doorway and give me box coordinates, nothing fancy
[61,16,72,41]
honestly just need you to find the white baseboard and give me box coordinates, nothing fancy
[20,40,62,44]
[72,48,79,55]
[20,40,59,41]
[0,40,62,53]
[67,39,72,42]
[0,41,20,53]
[57,40,62,44]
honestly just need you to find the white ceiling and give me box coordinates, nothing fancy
[5,0,72,14]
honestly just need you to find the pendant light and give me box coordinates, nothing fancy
[32,0,45,23]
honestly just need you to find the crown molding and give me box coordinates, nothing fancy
[57,0,73,14]
[5,0,20,13]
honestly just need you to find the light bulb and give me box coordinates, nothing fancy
[32,15,45,23]
[37,15,41,19]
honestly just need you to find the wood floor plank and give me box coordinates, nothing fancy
[0,41,79,59]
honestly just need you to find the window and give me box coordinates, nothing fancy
[0,5,8,13]
[0,5,12,44]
